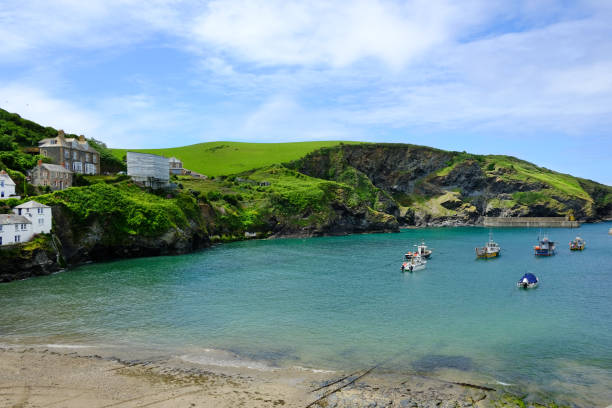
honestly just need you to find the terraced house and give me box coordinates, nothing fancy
[38,130,100,175]
[29,161,73,191]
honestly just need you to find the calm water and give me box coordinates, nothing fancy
[1,224,611,404]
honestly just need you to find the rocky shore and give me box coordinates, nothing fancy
[0,346,573,408]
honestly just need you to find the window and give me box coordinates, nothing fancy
[14,235,20,243]
[0,225,3,232]
[72,162,83,173]
[50,140,57,145]
[86,153,90,162]
[20,223,27,231]
[93,155,97,164]
[64,149,70,158]
[73,151,78,160]
[1,192,3,198]
[15,224,18,231]
[38,208,43,214]
[1,180,4,187]
[0,236,2,245]
[85,163,96,175]
[42,150,47,156]
[38,218,44,225]
[64,162,70,170]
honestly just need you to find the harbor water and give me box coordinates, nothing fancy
[1,223,611,405]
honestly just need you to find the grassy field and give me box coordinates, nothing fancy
[111,141,362,177]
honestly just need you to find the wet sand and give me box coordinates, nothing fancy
[0,345,570,408]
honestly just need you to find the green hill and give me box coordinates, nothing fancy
[111,141,361,177]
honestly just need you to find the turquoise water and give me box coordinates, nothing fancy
[1,224,611,404]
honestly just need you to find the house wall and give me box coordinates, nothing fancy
[0,223,34,246]
[127,152,170,184]
[14,207,52,234]
[30,167,73,191]
[0,179,16,199]
[40,145,100,174]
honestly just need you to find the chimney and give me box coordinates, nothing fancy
[58,130,65,137]
[38,159,42,167]
[79,135,85,142]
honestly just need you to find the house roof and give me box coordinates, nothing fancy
[0,214,32,225]
[35,163,73,174]
[0,170,16,186]
[14,200,50,209]
[38,136,98,153]
[168,157,182,162]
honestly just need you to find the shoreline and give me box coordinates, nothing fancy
[0,344,583,408]
[4,220,611,284]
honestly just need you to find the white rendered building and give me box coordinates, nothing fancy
[0,214,33,246]
[0,170,19,200]
[13,200,53,234]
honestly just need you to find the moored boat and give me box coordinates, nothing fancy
[401,255,427,273]
[534,235,556,256]
[517,273,538,289]
[475,232,500,259]
[405,241,432,260]
[569,236,585,251]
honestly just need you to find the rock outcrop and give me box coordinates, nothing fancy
[291,144,612,226]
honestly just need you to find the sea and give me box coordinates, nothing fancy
[1,223,611,405]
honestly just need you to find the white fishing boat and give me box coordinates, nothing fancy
[405,241,432,259]
[401,255,427,273]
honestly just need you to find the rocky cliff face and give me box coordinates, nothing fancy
[292,144,612,226]
[50,205,210,266]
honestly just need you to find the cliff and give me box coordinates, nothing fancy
[290,144,612,226]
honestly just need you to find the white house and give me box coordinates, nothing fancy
[13,200,52,234]
[0,170,19,200]
[0,214,33,246]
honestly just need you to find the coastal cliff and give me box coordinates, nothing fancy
[290,144,612,226]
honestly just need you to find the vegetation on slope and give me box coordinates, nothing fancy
[33,182,203,243]
[111,141,362,177]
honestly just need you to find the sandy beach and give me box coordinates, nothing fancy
[0,345,522,408]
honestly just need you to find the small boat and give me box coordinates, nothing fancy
[569,236,585,251]
[475,232,500,259]
[405,241,432,260]
[517,273,539,289]
[534,234,556,256]
[401,255,427,273]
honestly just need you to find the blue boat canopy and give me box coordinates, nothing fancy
[520,273,538,283]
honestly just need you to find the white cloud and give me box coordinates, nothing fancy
[191,0,486,68]
[0,84,102,136]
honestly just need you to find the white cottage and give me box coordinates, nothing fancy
[13,201,52,234]
[0,170,19,200]
[0,214,32,246]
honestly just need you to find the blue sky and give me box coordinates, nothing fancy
[1,0,611,184]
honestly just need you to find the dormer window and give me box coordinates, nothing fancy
[51,140,57,145]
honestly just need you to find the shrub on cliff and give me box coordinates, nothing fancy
[34,183,200,241]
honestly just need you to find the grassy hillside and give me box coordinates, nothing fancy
[111,141,362,177]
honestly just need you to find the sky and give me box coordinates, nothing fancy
[1,0,611,184]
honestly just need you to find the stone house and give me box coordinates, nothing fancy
[168,157,184,175]
[29,161,73,191]
[0,170,19,200]
[127,152,170,188]
[0,200,52,246]
[38,130,100,175]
